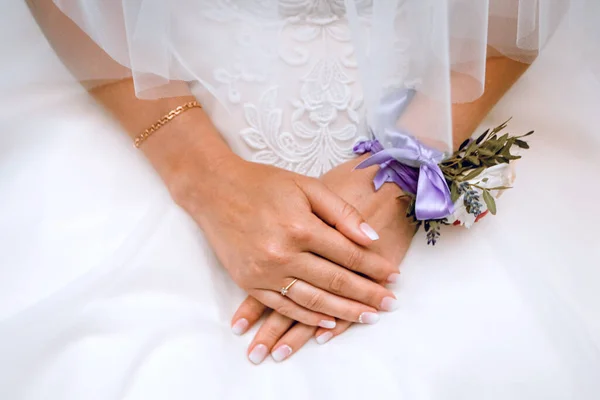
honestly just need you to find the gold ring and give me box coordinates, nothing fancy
[280,279,298,297]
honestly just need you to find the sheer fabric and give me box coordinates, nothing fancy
[49,0,600,152]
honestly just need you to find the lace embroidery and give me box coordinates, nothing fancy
[205,1,397,176]
[241,58,364,177]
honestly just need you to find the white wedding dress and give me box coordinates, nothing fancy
[1,2,600,400]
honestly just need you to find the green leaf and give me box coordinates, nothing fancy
[520,130,534,137]
[458,138,471,151]
[466,156,480,166]
[485,185,512,191]
[482,178,489,183]
[465,137,480,155]
[515,139,530,149]
[477,148,495,157]
[450,183,460,203]
[475,129,490,144]
[482,190,497,215]
[462,167,485,181]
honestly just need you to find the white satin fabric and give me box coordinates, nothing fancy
[48,0,600,153]
[2,2,600,400]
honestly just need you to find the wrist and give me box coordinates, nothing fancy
[140,108,237,208]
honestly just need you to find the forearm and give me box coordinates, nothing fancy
[90,79,233,193]
[30,0,234,197]
[451,56,530,150]
[400,55,530,152]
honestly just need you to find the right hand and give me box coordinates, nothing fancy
[172,155,399,327]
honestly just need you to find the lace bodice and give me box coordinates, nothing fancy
[190,1,377,177]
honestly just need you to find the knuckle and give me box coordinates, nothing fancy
[364,287,382,306]
[262,241,289,265]
[345,247,364,271]
[287,221,311,243]
[263,324,283,341]
[305,293,325,311]
[328,271,347,294]
[275,304,294,318]
[238,262,263,287]
[340,202,359,222]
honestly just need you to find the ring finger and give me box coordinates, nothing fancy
[250,289,336,328]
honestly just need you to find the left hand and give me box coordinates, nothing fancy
[230,156,416,364]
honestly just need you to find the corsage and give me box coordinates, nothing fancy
[354,90,532,245]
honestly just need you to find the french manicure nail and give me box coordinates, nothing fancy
[249,344,268,365]
[231,318,249,335]
[359,222,379,241]
[387,273,400,284]
[380,297,399,312]
[271,345,292,362]
[358,312,380,324]
[318,320,336,329]
[316,331,333,345]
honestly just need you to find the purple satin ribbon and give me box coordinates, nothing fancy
[354,89,454,220]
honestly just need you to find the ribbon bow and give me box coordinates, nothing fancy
[355,89,454,220]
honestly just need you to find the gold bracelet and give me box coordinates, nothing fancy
[134,100,202,148]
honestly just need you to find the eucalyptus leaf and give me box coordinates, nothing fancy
[465,140,477,156]
[515,139,530,149]
[482,190,497,215]
[475,129,490,144]
[462,167,485,181]
[450,183,460,203]
[477,148,495,157]
[458,138,471,151]
[485,185,512,191]
[466,156,480,166]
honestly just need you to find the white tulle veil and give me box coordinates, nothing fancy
[44,0,600,152]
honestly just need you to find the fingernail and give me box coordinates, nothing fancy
[248,344,268,365]
[387,273,400,284]
[316,331,334,345]
[359,222,379,241]
[358,312,380,324]
[271,345,292,362]
[318,320,336,329]
[380,296,399,312]
[231,318,249,335]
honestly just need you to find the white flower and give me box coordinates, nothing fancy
[468,163,517,197]
[447,197,479,228]
[447,162,517,228]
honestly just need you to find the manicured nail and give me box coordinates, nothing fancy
[380,297,399,312]
[248,344,268,365]
[271,345,292,362]
[358,312,380,324]
[318,320,336,329]
[359,223,379,241]
[316,331,333,345]
[387,273,400,284]
[231,318,249,336]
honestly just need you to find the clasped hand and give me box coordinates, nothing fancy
[175,155,401,330]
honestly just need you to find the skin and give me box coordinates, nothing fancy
[233,56,531,364]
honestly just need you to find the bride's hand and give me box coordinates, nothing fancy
[230,156,415,364]
[174,154,399,327]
